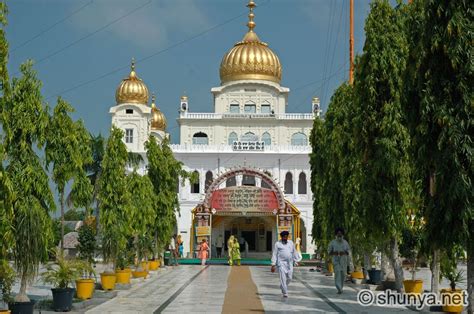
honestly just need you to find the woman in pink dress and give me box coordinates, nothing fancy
[198,239,209,265]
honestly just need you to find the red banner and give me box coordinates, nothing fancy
[210,186,279,212]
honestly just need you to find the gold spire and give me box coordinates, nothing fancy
[219,0,282,84]
[115,58,149,104]
[247,0,256,32]
[150,93,167,131]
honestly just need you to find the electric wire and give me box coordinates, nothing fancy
[11,0,93,52]
[45,0,270,101]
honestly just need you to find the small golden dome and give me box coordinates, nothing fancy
[219,1,282,84]
[115,59,149,105]
[150,94,167,131]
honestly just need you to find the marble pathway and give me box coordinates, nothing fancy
[85,265,423,313]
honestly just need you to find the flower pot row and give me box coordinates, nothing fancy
[98,260,161,292]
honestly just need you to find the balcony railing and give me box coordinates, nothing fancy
[178,112,314,120]
[170,144,311,154]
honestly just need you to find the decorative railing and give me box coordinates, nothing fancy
[179,112,314,120]
[170,144,311,154]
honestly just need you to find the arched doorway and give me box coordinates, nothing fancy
[190,167,302,259]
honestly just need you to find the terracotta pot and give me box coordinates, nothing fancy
[76,278,95,300]
[440,289,464,313]
[100,272,116,291]
[115,269,131,284]
[403,279,423,294]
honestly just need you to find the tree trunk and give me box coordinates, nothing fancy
[14,272,30,302]
[389,237,404,292]
[430,249,440,294]
[363,252,371,280]
[60,191,65,252]
[381,252,391,281]
[467,221,474,314]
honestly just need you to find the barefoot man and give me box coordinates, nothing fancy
[271,231,299,298]
[328,227,350,294]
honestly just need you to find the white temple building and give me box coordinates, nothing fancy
[109,0,320,258]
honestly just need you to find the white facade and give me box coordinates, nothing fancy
[173,77,317,257]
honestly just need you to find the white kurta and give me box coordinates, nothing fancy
[328,238,351,292]
[271,240,298,295]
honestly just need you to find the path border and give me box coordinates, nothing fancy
[153,266,209,313]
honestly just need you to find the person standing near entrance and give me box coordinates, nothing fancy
[328,227,350,294]
[169,235,179,266]
[271,231,299,298]
[216,234,224,258]
[227,235,235,265]
[198,238,209,265]
[231,237,241,266]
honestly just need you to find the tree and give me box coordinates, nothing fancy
[1,62,56,302]
[97,126,130,271]
[126,171,156,268]
[146,137,193,258]
[45,98,92,251]
[404,0,473,310]
[351,0,413,291]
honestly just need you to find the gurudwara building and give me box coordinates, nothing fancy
[109,1,320,259]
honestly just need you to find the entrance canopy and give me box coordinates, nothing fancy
[190,167,302,257]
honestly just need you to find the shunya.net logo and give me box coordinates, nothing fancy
[357,289,468,310]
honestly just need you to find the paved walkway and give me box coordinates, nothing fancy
[82,265,422,313]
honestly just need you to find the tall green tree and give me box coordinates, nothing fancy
[405,0,473,309]
[45,98,92,251]
[351,0,413,291]
[126,171,156,267]
[146,137,192,257]
[97,127,130,271]
[1,62,55,302]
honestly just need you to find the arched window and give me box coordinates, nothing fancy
[298,172,307,194]
[193,132,208,145]
[228,132,238,145]
[244,101,256,113]
[229,102,240,113]
[242,175,256,186]
[191,171,200,193]
[242,132,258,141]
[291,132,308,146]
[262,132,271,146]
[284,172,293,194]
[226,176,236,187]
[205,171,213,192]
[261,101,271,114]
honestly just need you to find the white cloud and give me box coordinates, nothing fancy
[70,0,211,49]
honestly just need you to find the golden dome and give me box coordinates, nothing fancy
[115,59,149,105]
[219,1,282,84]
[150,94,167,131]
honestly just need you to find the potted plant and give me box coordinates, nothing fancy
[40,250,83,312]
[400,224,423,294]
[440,266,465,313]
[76,223,96,300]
[0,261,15,313]
[115,252,131,285]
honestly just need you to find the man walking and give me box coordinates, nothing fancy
[271,231,299,298]
[216,234,224,258]
[328,227,350,294]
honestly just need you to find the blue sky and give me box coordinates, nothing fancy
[7,0,373,143]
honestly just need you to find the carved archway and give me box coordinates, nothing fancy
[202,167,286,212]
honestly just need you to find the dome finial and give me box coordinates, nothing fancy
[131,57,136,72]
[246,0,256,32]
[151,92,156,104]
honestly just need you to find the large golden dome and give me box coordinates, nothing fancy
[219,1,282,84]
[150,94,167,131]
[115,59,149,104]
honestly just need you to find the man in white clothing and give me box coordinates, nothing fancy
[328,227,351,294]
[271,231,299,297]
